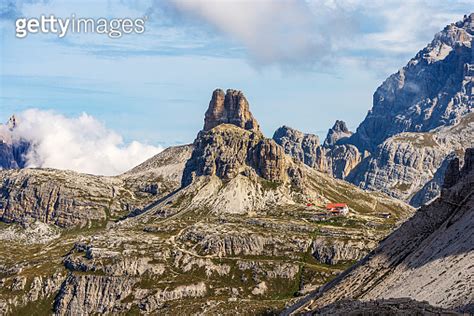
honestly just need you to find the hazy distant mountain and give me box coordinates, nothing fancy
[0,115,29,170]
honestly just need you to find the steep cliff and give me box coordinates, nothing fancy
[287,147,474,314]
[274,14,473,206]
[351,14,473,152]
[273,124,361,180]
[348,112,474,202]
[203,89,260,133]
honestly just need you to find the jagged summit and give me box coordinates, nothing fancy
[203,88,260,133]
[352,14,473,152]
[182,90,304,192]
[323,120,352,147]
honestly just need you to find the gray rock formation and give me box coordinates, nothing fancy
[204,89,260,133]
[277,15,473,207]
[273,126,361,179]
[273,126,321,168]
[287,147,474,314]
[348,113,474,203]
[0,116,29,170]
[183,90,304,188]
[409,152,458,207]
[313,298,461,315]
[0,144,193,228]
[351,14,473,152]
[272,15,473,207]
[0,169,114,227]
[323,120,352,147]
[54,274,137,315]
[311,238,375,265]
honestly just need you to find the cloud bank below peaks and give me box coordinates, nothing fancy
[8,109,163,176]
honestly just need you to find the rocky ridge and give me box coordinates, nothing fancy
[287,147,474,314]
[0,144,193,228]
[0,89,414,315]
[274,14,473,206]
[273,124,362,180]
[351,14,473,152]
[348,112,474,203]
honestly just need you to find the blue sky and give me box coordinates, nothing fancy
[1,0,472,147]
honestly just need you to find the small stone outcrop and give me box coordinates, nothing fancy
[311,238,374,265]
[273,126,361,179]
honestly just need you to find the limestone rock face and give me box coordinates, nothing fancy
[203,89,260,133]
[409,152,458,207]
[183,90,303,188]
[311,238,375,265]
[289,147,474,314]
[348,113,474,203]
[273,126,321,168]
[327,144,362,179]
[54,274,137,315]
[273,126,361,179]
[0,145,193,228]
[0,141,28,169]
[351,14,473,152]
[249,138,287,182]
[271,15,473,206]
[0,169,112,227]
[323,120,352,147]
[182,124,292,187]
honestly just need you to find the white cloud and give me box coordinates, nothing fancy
[9,109,163,176]
[166,0,356,68]
[163,0,470,70]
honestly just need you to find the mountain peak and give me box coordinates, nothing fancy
[331,120,349,133]
[203,88,260,133]
[324,120,352,147]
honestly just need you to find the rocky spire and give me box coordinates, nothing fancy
[203,89,260,133]
[324,120,352,147]
[182,89,305,188]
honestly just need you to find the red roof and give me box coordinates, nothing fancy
[326,203,347,209]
